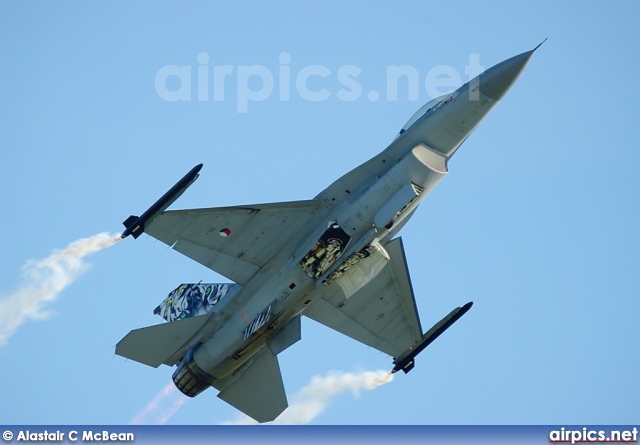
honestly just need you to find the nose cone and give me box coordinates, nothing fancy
[479,49,534,101]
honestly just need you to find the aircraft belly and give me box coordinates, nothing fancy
[118,47,537,422]
[339,145,444,224]
[299,223,351,279]
[186,268,309,380]
[209,339,268,381]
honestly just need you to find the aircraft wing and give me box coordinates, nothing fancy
[144,200,324,285]
[304,237,424,360]
[213,346,288,423]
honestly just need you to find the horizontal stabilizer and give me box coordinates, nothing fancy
[215,346,288,423]
[115,314,210,368]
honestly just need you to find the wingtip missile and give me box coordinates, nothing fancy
[121,163,203,239]
[392,301,473,374]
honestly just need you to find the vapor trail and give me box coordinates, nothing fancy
[224,369,394,425]
[0,232,121,346]
[131,370,393,425]
[130,382,187,425]
[156,391,188,425]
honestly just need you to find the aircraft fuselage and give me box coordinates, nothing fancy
[173,49,535,391]
[117,47,538,421]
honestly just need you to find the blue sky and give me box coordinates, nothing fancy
[1,1,638,425]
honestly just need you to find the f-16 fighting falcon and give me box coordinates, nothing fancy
[116,45,540,422]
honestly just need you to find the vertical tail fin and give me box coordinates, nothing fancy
[154,283,240,322]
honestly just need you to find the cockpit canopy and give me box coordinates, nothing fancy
[395,92,458,139]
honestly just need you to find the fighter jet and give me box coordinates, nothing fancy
[116,46,538,422]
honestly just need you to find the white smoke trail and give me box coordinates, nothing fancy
[130,382,187,425]
[223,369,394,425]
[130,370,393,425]
[0,232,121,346]
[156,391,188,425]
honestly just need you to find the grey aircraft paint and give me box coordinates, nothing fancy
[116,46,539,423]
